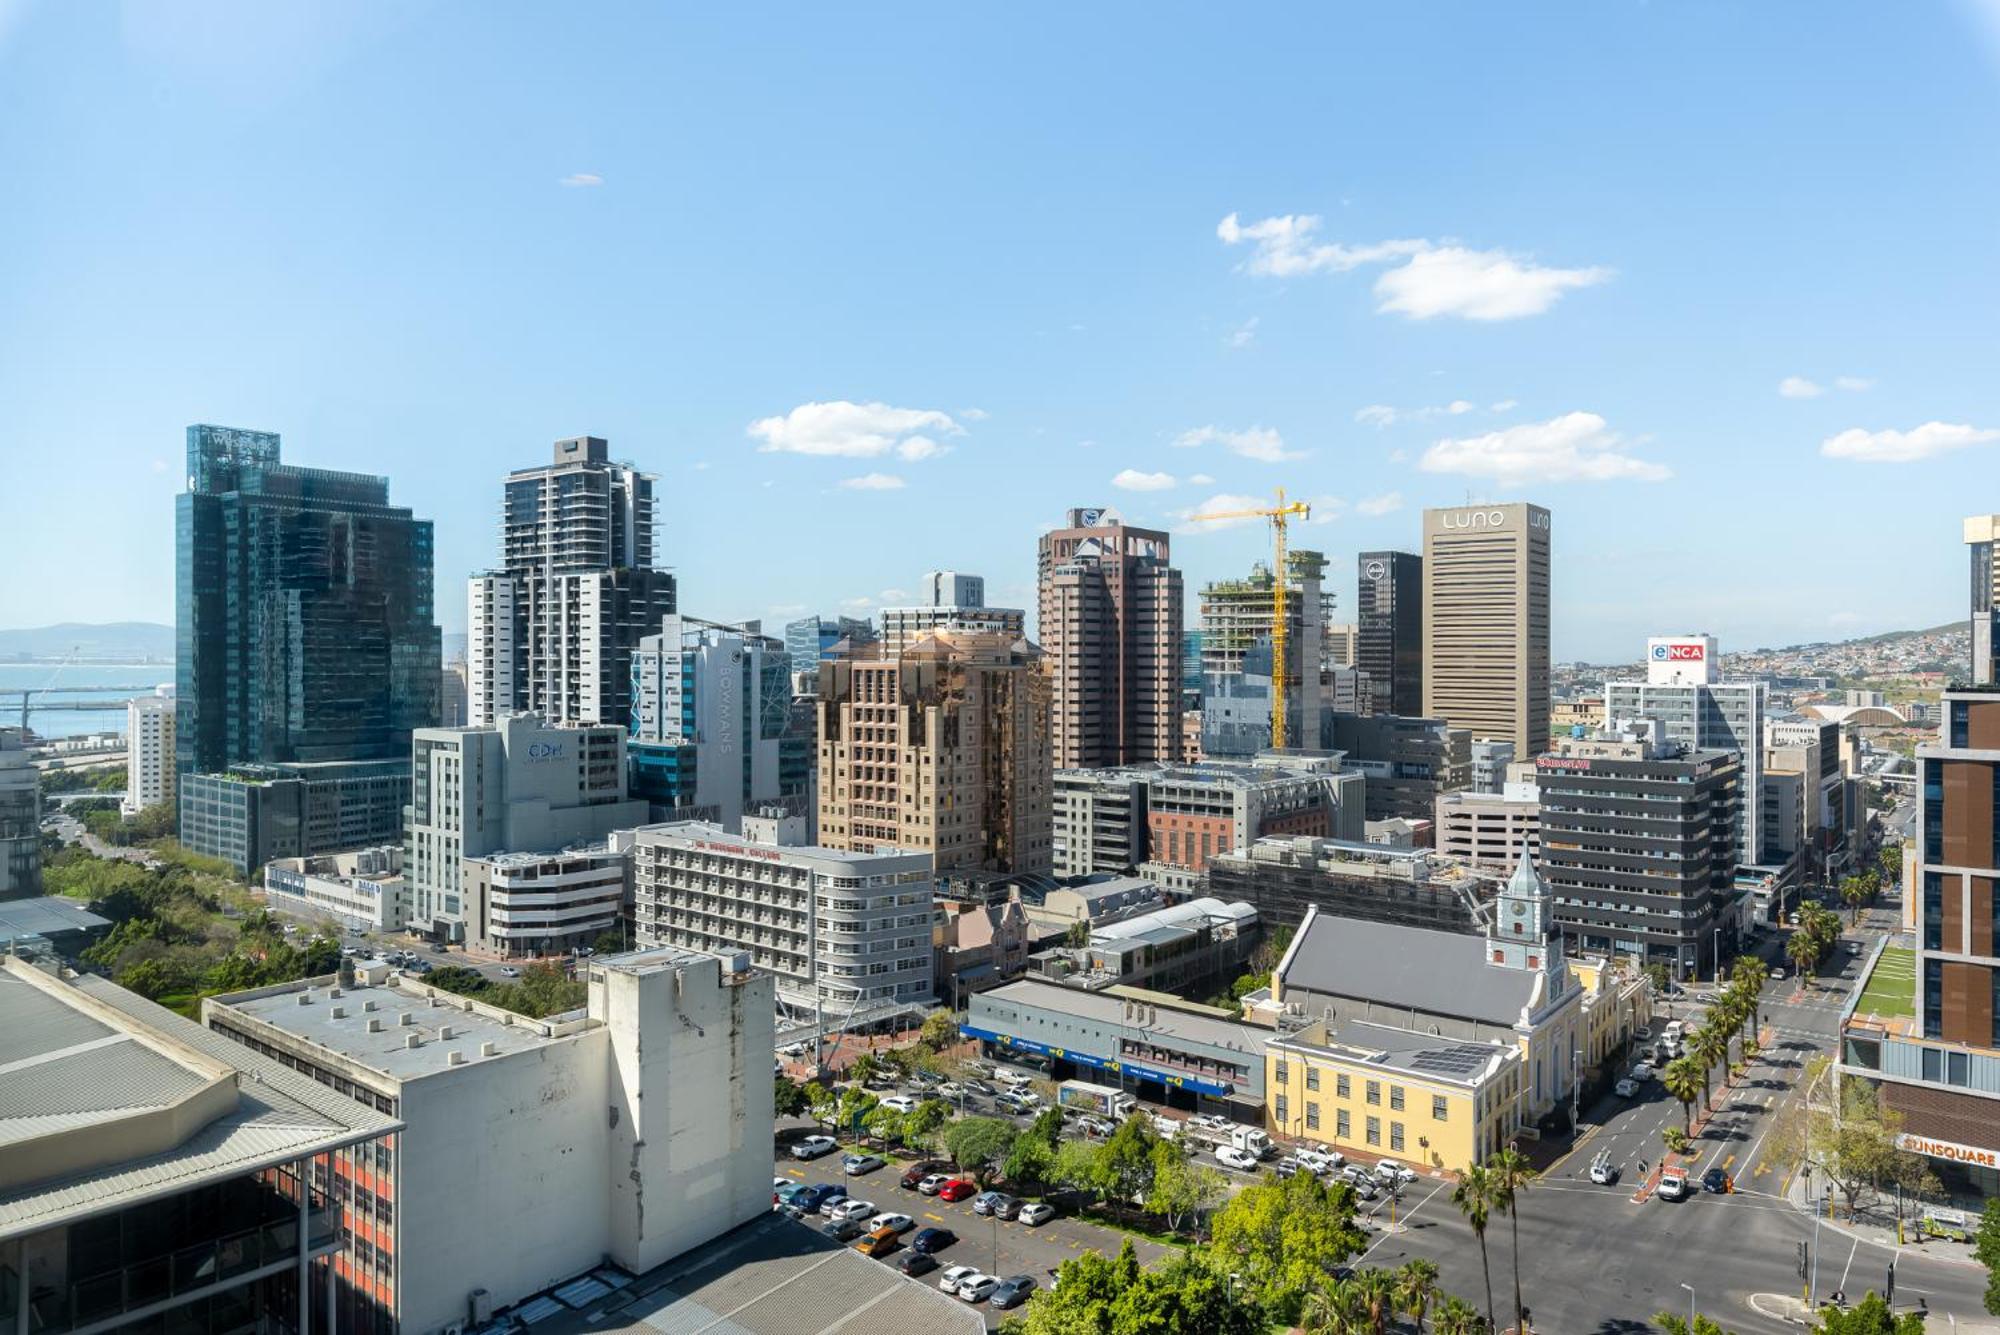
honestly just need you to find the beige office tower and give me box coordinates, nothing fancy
[1422,503,1551,758]
[814,630,1053,876]
[1038,508,1184,768]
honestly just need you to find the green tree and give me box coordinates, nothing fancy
[1691,1023,1728,1110]
[113,956,178,1000]
[1974,1197,2000,1317]
[942,1115,1017,1185]
[774,1076,810,1119]
[592,927,629,955]
[919,1010,960,1051]
[1209,1170,1365,1324]
[1487,1148,1534,1335]
[1145,1141,1227,1236]
[804,1081,837,1128]
[1350,1268,1398,1335]
[833,1086,880,1143]
[1063,918,1091,949]
[1809,1292,1923,1335]
[848,1051,884,1087]
[423,965,489,996]
[863,1104,906,1147]
[1841,876,1870,927]
[1662,1057,1703,1135]
[1051,1138,1106,1207]
[1004,1132,1055,1190]
[1097,1113,1159,1208]
[1453,1161,1500,1335]
[904,1097,952,1152]
[1432,1296,1485,1335]
[1787,929,1820,984]
[1653,1311,1736,1335]
[1021,1244,1262,1335]
[1397,1257,1442,1333]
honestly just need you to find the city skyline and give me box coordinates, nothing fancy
[5,5,2000,659]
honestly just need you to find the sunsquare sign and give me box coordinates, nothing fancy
[1896,1132,2000,1169]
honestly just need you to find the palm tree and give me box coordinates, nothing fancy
[1487,1148,1534,1335]
[1693,1024,1729,1106]
[1661,1056,1702,1135]
[1432,1297,1486,1335]
[1786,929,1818,985]
[1396,1257,1442,1332]
[1350,1267,1399,1335]
[1841,874,1868,927]
[1301,1281,1361,1335]
[1452,1162,1499,1335]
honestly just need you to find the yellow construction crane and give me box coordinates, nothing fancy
[1192,488,1312,748]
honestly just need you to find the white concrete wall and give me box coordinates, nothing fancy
[397,1033,612,1335]
[594,956,774,1274]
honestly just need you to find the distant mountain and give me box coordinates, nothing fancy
[0,622,176,661]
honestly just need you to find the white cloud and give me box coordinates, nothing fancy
[1779,376,1824,399]
[1174,424,1302,463]
[1446,400,1474,415]
[1374,247,1611,321]
[1419,411,1670,485]
[959,407,990,421]
[1217,213,1426,277]
[1835,376,1874,392]
[1356,491,1404,517]
[560,172,603,188]
[1226,317,1259,349]
[1172,493,1269,533]
[749,400,964,459]
[1490,399,1518,413]
[879,588,911,602]
[840,596,874,610]
[1301,496,1348,525]
[1112,469,1178,492]
[767,603,808,618]
[1188,472,1215,485]
[839,472,906,490]
[1387,448,1408,464]
[1355,404,1399,429]
[1820,421,2000,464]
[692,460,712,471]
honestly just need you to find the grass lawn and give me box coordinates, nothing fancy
[1855,945,1915,1018]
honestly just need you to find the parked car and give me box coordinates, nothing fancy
[957,1274,1000,1304]
[1634,1025,1653,1041]
[936,1265,980,1295]
[898,1251,938,1277]
[842,1153,886,1176]
[868,1211,915,1235]
[1187,1114,1229,1132]
[971,1191,1016,1217]
[774,1181,806,1204]
[995,1092,1039,1115]
[822,1217,869,1242]
[1017,1202,1055,1227]
[901,1161,946,1190]
[1701,1167,1731,1194]
[1629,1062,1654,1083]
[1614,1078,1640,1099]
[964,1079,997,1097]
[855,1226,900,1257]
[1375,1160,1417,1186]
[910,1227,957,1255]
[1656,1168,1689,1201]
[499,966,520,978]
[878,1094,920,1114]
[989,1275,1038,1310]
[788,1184,843,1215]
[938,1179,977,1203]
[1296,1148,1342,1173]
[1271,1158,1303,1179]
[917,1174,950,1196]
[997,1069,1034,1088]
[1215,1146,1259,1172]
[815,1189,853,1217]
[829,1198,876,1223]
[1772,966,1788,980]
[790,1135,838,1160]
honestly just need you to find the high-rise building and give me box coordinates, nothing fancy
[1968,516,2000,686]
[1604,634,1767,864]
[1533,723,1742,975]
[785,614,877,666]
[0,727,41,899]
[1199,551,1331,756]
[1038,508,1184,768]
[407,712,650,942]
[1323,622,1358,667]
[123,688,176,815]
[626,615,809,830]
[814,631,1053,877]
[631,813,935,1020]
[467,436,676,728]
[175,423,441,779]
[179,758,411,875]
[878,571,1026,655]
[1326,712,1472,822]
[1469,738,1516,795]
[1422,503,1551,758]
[1356,551,1423,717]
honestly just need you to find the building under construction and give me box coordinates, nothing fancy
[1205,834,1494,935]
[1198,551,1334,756]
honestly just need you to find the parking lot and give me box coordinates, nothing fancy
[774,1149,1172,1328]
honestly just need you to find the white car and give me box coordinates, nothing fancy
[1017,1202,1055,1226]
[1187,1114,1229,1132]
[868,1211,915,1234]
[937,1265,980,1294]
[1149,1114,1180,1139]
[936,1082,966,1100]
[1614,1078,1640,1099]
[878,1095,920,1114]
[1215,1146,1259,1172]
[998,1069,1034,1088]
[957,1273,1000,1303]
[499,966,520,978]
[1295,1149,1338,1173]
[1375,1160,1417,1186]
[1629,1062,1654,1082]
[829,1199,875,1223]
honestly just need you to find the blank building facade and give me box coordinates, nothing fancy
[1422,504,1551,759]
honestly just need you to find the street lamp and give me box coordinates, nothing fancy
[1679,1282,1695,1334]
[1809,1187,1832,1308]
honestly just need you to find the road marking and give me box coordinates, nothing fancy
[1838,1236,1859,1294]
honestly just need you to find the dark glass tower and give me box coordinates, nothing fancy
[1356,550,1423,717]
[176,425,441,780]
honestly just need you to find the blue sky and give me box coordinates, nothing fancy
[4,2,1999,662]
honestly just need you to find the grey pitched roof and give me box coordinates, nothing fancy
[1277,908,1535,1028]
[0,895,109,943]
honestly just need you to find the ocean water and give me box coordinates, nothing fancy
[0,663,175,740]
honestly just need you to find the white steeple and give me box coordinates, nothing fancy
[1489,847,1563,978]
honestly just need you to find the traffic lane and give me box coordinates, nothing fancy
[775,1153,1171,1314]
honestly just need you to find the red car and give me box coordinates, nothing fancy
[938,1179,977,1203]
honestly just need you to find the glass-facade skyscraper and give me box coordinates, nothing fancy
[176,425,440,838]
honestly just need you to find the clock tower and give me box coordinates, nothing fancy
[1489,847,1564,983]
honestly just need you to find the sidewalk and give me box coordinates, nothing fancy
[1778,1169,1985,1271]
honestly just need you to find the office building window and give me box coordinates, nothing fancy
[1275,1094,1289,1123]
[1366,1080,1381,1105]
[1306,1102,1320,1131]
[1336,1073,1350,1099]
[1337,1109,1351,1139]
[1390,1086,1405,1112]
[1390,1123,1405,1152]
[1274,1059,1289,1084]
[1305,1068,1320,1092]
[1365,1116,1381,1146]
[1922,1046,1943,1082]
[1433,1095,1449,1121]
[1948,1051,1970,1087]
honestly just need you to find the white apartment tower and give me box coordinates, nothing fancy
[877,570,1025,655]
[1604,634,1766,865]
[124,688,177,815]
[468,436,677,727]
